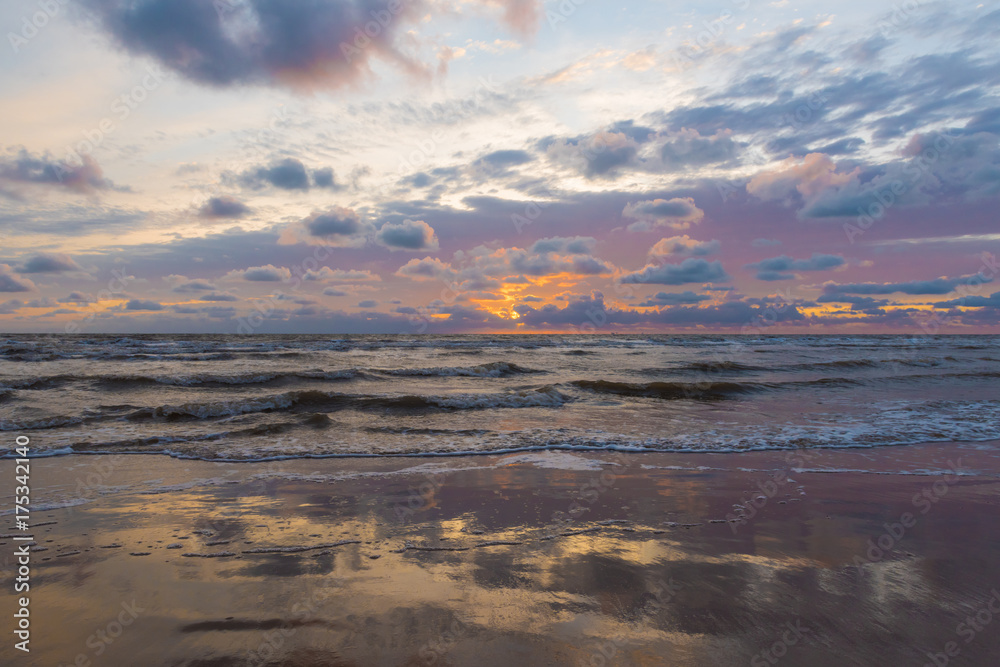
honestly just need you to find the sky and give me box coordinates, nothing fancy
[1,0,999,334]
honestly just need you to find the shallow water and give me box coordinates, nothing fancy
[2,334,999,461]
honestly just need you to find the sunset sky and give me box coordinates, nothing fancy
[1,0,999,333]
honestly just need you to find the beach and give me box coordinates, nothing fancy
[3,441,1000,666]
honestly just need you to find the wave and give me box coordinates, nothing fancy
[95,369,362,387]
[375,362,542,378]
[571,379,759,400]
[9,362,541,389]
[571,376,861,400]
[118,386,572,422]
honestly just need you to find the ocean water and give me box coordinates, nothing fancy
[2,334,999,461]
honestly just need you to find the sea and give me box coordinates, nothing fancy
[2,334,999,461]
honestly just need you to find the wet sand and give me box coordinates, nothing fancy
[3,442,1000,666]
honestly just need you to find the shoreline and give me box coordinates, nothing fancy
[2,441,1000,665]
[7,435,1000,463]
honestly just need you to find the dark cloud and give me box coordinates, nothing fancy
[124,299,164,311]
[0,266,35,292]
[305,209,363,236]
[58,292,96,304]
[284,207,373,247]
[608,120,656,144]
[476,149,533,168]
[823,274,992,296]
[198,196,251,218]
[660,129,740,168]
[313,167,336,189]
[619,258,729,285]
[746,253,845,280]
[0,299,23,314]
[933,291,1000,308]
[0,150,115,194]
[636,291,711,306]
[242,158,310,190]
[198,292,239,302]
[227,264,291,282]
[78,0,429,91]
[755,271,795,282]
[544,131,641,179]
[516,293,805,328]
[375,219,438,251]
[172,280,217,292]
[19,253,83,273]
[357,300,377,308]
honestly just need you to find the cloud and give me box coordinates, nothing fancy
[544,131,641,179]
[313,167,336,189]
[529,236,595,254]
[124,299,164,311]
[198,292,239,301]
[474,149,534,170]
[171,279,218,292]
[746,253,845,280]
[375,219,439,251]
[618,258,729,285]
[357,300,377,308]
[659,129,740,168]
[19,253,83,273]
[747,153,860,206]
[649,235,720,257]
[0,150,116,195]
[0,299,23,314]
[0,266,35,292]
[622,198,704,231]
[323,288,348,297]
[58,292,96,304]
[636,291,711,306]
[450,237,615,282]
[516,293,805,328]
[303,268,381,282]
[396,257,454,281]
[281,208,372,247]
[934,291,1000,308]
[236,157,339,191]
[78,0,430,92]
[198,196,251,219]
[226,264,292,282]
[822,274,992,296]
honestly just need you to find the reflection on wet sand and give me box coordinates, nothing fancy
[3,444,1000,666]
